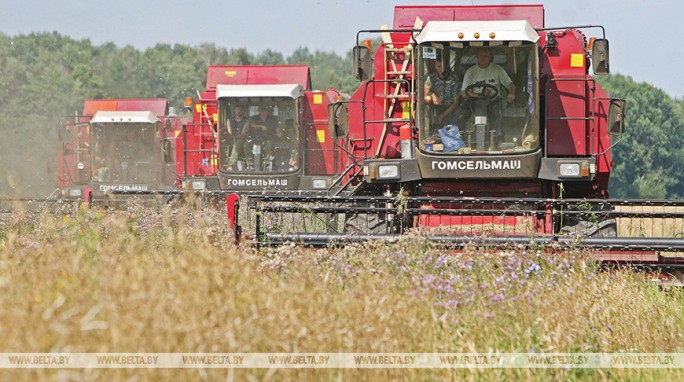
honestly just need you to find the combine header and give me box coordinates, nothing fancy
[178,65,340,195]
[57,99,185,205]
[245,4,684,269]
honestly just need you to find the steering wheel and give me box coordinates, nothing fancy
[464,83,499,100]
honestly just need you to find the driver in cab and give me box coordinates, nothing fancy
[460,48,515,137]
[461,48,515,102]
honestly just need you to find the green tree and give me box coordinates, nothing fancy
[196,43,231,66]
[93,44,143,99]
[229,48,253,65]
[134,43,206,110]
[598,74,684,198]
[0,32,92,196]
[254,49,285,65]
[287,47,356,93]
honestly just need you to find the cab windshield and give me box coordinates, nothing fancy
[218,98,299,173]
[91,123,159,183]
[417,43,539,154]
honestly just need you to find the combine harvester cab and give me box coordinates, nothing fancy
[178,65,340,196]
[248,4,684,270]
[57,99,184,206]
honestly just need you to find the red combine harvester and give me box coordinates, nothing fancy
[57,99,185,205]
[178,65,340,195]
[247,4,684,269]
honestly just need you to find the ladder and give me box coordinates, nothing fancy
[373,19,422,158]
[329,20,424,197]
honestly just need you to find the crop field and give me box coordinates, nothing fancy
[616,205,684,238]
[1,204,683,381]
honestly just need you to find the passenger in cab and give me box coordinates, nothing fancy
[226,105,251,170]
[424,58,461,125]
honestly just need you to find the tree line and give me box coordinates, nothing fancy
[0,32,681,198]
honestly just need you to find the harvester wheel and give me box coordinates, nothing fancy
[558,202,617,238]
[344,213,396,235]
[560,218,617,237]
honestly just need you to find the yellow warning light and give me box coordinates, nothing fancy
[489,32,496,39]
[458,32,464,39]
[363,39,373,53]
[588,37,596,51]
[184,96,193,108]
[474,32,480,39]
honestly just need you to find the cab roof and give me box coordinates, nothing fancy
[416,20,539,44]
[394,4,544,29]
[216,84,304,99]
[91,111,159,124]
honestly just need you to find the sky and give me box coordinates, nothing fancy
[1,0,682,98]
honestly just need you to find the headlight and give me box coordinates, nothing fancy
[191,180,206,190]
[69,188,82,197]
[559,163,580,177]
[367,163,401,180]
[312,179,328,189]
[378,164,400,179]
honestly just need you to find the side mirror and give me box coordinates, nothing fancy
[607,98,626,135]
[353,46,372,81]
[592,38,610,75]
[161,139,174,163]
[327,102,349,139]
[57,123,65,141]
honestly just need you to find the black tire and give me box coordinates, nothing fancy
[558,200,618,238]
[344,212,395,235]
[560,218,617,237]
[591,218,618,237]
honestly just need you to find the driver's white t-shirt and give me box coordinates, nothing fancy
[461,63,512,93]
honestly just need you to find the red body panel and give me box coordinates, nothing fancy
[82,99,169,116]
[177,91,217,179]
[205,65,311,90]
[539,30,612,189]
[57,123,91,189]
[546,77,593,156]
[303,91,337,176]
[393,5,544,28]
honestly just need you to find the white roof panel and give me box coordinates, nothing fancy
[216,84,303,99]
[91,111,159,124]
[416,20,539,44]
